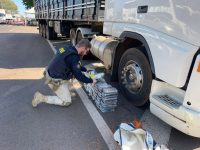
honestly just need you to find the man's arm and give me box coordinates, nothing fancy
[80,66,87,72]
[67,55,93,83]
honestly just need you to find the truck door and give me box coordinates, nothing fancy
[137,0,200,47]
[104,0,138,35]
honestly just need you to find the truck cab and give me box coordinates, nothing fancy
[34,0,200,137]
[103,0,200,137]
[91,0,200,137]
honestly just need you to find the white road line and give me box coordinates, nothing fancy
[47,40,57,53]
[73,80,120,150]
[47,39,120,150]
[140,109,172,146]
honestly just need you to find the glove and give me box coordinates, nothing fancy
[88,70,95,79]
[86,69,94,73]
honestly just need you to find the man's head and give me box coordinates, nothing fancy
[75,39,91,57]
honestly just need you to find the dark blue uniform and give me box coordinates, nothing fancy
[47,45,93,83]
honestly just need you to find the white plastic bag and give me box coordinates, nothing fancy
[114,123,154,150]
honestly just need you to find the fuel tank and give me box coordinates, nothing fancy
[90,36,119,69]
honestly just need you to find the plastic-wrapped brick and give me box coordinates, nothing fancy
[83,73,118,112]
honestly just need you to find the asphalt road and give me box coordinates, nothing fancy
[0,24,200,150]
[0,25,108,150]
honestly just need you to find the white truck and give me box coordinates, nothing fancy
[35,0,200,137]
[0,9,6,24]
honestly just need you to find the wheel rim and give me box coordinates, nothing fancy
[70,30,76,46]
[76,31,82,44]
[121,60,143,94]
[71,37,76,46]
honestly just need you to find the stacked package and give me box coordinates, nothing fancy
[84,79,118,112]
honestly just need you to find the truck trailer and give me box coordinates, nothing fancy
[34,0,200,137]
[34,0,104,42]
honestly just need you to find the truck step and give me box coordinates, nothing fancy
[152,95,181,109]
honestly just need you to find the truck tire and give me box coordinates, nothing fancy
[70,29,76,46]
[46,25,54,40]
[118,48,152,106]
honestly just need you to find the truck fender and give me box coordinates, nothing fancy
[110,31,155,81]
[76,28,99,39]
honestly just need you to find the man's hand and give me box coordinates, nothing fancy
[92,78,97,87]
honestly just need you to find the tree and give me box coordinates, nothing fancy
[0,0,17,11]
[22,0,33,9]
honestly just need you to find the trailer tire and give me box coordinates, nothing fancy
[42,24,46,38]
[46,25,54,40]
[118,48,152,106]
[70,29,76,46]
[53,31,57,40]
[39,23,43,37]
[76,31,83,44]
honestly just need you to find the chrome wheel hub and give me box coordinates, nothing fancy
[121,61,143,94]
[71,38,76,46]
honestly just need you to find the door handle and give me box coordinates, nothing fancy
[137,5,148,13]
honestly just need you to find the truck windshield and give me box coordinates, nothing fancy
[0,13,5,17]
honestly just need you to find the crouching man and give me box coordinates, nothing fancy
[32,39,94,107]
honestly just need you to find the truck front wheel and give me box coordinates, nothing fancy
[118,48,152,106]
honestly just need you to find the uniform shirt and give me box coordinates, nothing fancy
[47,45,93,83]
